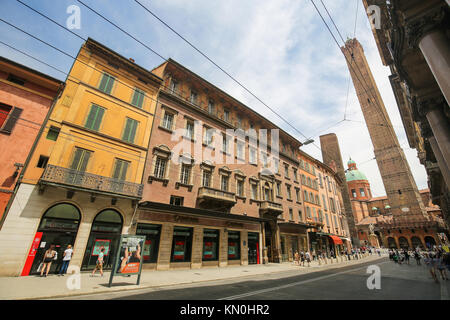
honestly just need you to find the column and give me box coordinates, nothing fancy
[418,30,450,106]
[156,224,173,270]
[426,107,450,182]
[190,227,203,269]
[219,228,228,267]
[241,230,248,266]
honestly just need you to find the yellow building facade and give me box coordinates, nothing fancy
[0,38,162,276]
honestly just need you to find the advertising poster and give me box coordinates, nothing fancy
[21,232,43,276]
[92,239,111,256]
[143,239,152,261]
[203,241,213,259]
[173,241,186,260]
[109,235,145,287]
[228,242,236,258]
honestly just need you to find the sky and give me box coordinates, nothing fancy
[0,0,429,197]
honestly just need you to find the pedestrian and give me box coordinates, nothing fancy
[404,249,410,265]
[377,248,381,256]
[300,251,305,266]
[58,245,73,276]
[91,248,105,277]
[414,250,421,265]
[436,252,448,281]
[424,252,439,283]
[305,251,311,267]
[40,244,57,277]
[294,251,300,266]
[444,252,450,273]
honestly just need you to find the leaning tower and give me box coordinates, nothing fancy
[341,38,428,227]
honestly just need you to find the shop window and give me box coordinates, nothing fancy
[228,231,241,260]
[171,227,193,262]
[136,223,161,263]
[202,229,220,261]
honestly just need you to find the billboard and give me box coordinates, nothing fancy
[108,234,145,287]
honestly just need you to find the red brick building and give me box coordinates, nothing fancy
[0,57,62,222]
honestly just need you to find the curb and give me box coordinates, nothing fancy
[16,255,386,300]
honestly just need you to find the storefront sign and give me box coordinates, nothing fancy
[21,232,43,276]
[108,234,145,287]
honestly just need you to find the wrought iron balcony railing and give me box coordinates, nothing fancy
[40,164,143,199]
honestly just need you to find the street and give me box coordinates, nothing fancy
[63,257,450,300]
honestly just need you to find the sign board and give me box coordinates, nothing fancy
[92,239,111,256]
[21,232,43,276]
[108,235,145,287]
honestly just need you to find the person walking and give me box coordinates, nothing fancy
[414,250,421,265]
[58,245,73,276]
[300,251,305,266]
[91,248,105,277]
[404,249,410,265]
[294,251,300,266]
[436,251,449,281]
[40,244,57,277]
[305,251,311,267]
[424,252,439,283]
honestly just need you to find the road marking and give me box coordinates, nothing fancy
[218,261,389,300]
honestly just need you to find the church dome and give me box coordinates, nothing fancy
[346,169,368,182]
[346,158,368,182]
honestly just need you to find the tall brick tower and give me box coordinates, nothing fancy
[320,133,360,246]
[341,39,428,227]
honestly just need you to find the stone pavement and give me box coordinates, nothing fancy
[0,253,385,300]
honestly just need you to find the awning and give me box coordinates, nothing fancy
[328,235,343,245]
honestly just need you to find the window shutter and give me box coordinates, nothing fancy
[70,148,83,170]
[2,107,22,133]
[93,106,104,131]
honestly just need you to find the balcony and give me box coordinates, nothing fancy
[40,164,143,199]
[197,186,236,211]
[259,200,283,217]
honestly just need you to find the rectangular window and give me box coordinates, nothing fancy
[85,104,105,131]
[162,112,174,131]
[98,73,115,94]
[237,180,244,197]
[222,135,229,153]
[306,206,311,218]
[190,90,197,104]
[202,170,211,187]
[298,209,303,221]
[236,116,242,129]
[289,208,293,221]
[352,189,357,198]
[7,74,25,86]
[330,198,336,213]
[223,109,230,122]
[359,188,366,197]
[319,173,323,187]
[122,118,138,143]
[154,157,167,179]
[203,229,220,261]
[131,88,145,108]
[204,128,214,146]
[46,126,60,141]
[276,182,281,197]
[326,213,330,226]
[112,158,129,181]
[185,120,194,140]
[37,155,49,168]
[0,103,12,129]
[295,189,300,202]
[70,147,91,172]
[304,190,308,202]
[313,208,317,222]
[261,152,268,168]
[251,183,258,200]
[284,164,289,178]
[221,175,229,192]
[249,147,257,164]
[180,164,191,185]
[208,100,215,115]
[228,231,240,260]
[136,223,161,263]
[323,195,328,211]
[286,185,292,200]
[170,196,184,206]
[171,227,193,262]
[170,80,178,94]
[237,141,244,159]
[293,168,298,181]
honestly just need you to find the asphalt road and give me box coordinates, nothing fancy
[65,257,450,300]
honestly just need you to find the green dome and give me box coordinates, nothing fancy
[345,169,368,182]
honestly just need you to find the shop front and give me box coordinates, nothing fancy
[81,209,123,271]
[247,232,260,264]
[25,203,81,276]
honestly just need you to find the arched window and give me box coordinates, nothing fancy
[387,237,397,249]
[38,203,81,232]
[424,236,436,249]
[398,237,409,249]
[411,237,423,249]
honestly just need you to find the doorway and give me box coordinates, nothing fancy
[248,232,259,264]
[29,203,80,275]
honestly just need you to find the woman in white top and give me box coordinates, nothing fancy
[58,245,73,276]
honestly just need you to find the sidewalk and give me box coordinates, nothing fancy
[0,253,386,300]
